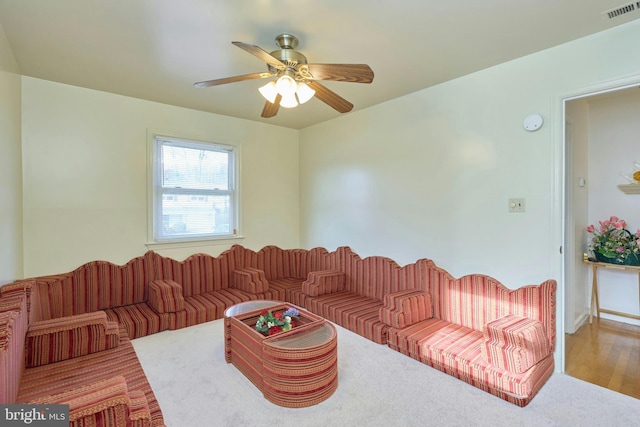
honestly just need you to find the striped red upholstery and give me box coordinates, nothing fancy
[152,251,240,297]
[341,252,431,300]
[426,266,557,351]
[25,311,120,368]
[481,314,552,373]
[232,267,270,293]
[18,326,165,426]
[167,288,254,330]
[3,245,556,409]
[306,292,388,344]
[266,278,301,303]
[104,304,167,339]
[1,287,163,425]
[72,256,151,314]
[0,293,28,404]
[386,271,557,406]
[148,280,184,313]
[128,390,153,427]
[29,375,137,427]
[302,270,345,296]
[300,251,436,344]
[379,290,433,329]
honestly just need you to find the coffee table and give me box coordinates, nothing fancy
[224,301,338,407]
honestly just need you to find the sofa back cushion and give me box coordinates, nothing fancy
[0,291,28,404]
[32,254,153,320]
[231,245,324,280]
[341,247,432,301]
[153,251,241,297]
[426,266,557,349]
[72,255,151,313]
[286,248,329,279]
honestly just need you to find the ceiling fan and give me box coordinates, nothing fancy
[194,34,374,118]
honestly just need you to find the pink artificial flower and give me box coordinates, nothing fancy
[586,224,595,233]
[610,216,619,223]
[616,247,625,253]
[614,221,625,230]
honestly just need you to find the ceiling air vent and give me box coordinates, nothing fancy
[602,2,640,19]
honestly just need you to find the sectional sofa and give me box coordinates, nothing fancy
[1,244,556,425]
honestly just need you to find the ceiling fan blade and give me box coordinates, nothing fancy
[232,41,287,71]
[308,81,353,113]
[194,72,272,88]
[261,94,282,118]
[304,64,374,83]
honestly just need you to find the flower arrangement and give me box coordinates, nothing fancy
[255,307,300,336]
[586,216,640,265]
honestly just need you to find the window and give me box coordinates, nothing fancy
[151,135,237,242]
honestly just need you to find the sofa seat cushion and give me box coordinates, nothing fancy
[305,291,388,344]
[251,278,289,302]
[167,288,255,330]
[17,326,164,427]
[387,318,466,358]
[269,278,304,305]
[388,317,555,406]
[421,339,555,407]
[105,303,167,339]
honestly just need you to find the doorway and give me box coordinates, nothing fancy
[562,80,640,398]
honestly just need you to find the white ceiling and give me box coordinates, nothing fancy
[1,0,639,129]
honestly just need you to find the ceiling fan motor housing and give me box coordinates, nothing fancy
[268,34,307,75]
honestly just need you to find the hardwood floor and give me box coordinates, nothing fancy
[565,318,640,399]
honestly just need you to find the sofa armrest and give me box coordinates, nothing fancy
[231,268,270,294]
[302,270,346,297]
[149,279,185,313]
[379,290,433,328]
[481,314,552,373]
[25,311,120,368]
[30,375,151,427]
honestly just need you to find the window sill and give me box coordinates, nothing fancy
[145,235,245,251]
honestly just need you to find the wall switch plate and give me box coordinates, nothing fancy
[508,198,525,213]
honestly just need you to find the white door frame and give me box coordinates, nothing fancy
[555,74,640,372]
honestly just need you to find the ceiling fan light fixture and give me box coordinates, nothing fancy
[296,81,315,104]
[258,81,278,103]
[275,72,297,97]
[279,92,299,108]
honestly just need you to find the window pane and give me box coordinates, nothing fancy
[161,194,231,236]
[161,144,229,190]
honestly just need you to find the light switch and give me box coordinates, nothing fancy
[508,198,525,213]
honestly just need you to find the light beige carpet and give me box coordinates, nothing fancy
[132,319,640,427]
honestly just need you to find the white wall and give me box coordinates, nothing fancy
[0,23,23,284]
[300,19,640,289]
[586,89,640,326]
[22,78,300,277]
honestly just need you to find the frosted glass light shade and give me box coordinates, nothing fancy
[280,92,298,108]
[296,82,315,104]
[258,81,278,103]
[275,74,297,96]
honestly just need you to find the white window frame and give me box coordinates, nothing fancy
[147,133,240,245]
